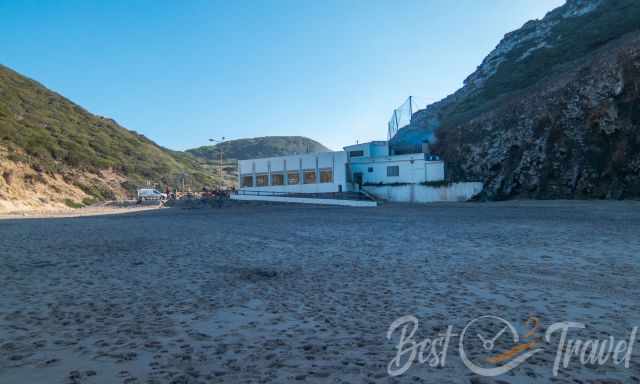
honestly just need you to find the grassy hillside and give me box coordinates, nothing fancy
[187,136,329,161]
[445,0,640,123]
[482,0,639,98]
[0,64,216,200]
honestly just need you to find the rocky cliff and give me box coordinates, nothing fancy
[396,0,640,199]
[439,32,640,199]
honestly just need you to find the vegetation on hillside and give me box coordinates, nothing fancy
[187,136,329,161]
[486,0,639,97]
[426,0,640,200]
[0,65,217,197]
[445,0,640,123]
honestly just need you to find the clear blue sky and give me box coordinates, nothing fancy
[0,0,564,151]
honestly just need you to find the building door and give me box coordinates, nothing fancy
[353,172,363,186]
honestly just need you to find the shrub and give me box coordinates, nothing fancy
[63,199,83,209]
[82,197,98,206]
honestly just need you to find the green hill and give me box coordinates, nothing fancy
[0,64,216,208]
[187,136,329,161]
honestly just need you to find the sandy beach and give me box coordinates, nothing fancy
[0,202,163,221]
[1,201,640,383]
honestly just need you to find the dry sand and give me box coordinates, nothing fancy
[0,202,162,220]
[1,200,640,383]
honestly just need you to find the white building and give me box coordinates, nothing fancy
[238,151,350,194]
[237,140,444,194]
[344,141,444,186]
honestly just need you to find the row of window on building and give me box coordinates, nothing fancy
[241,168,333,188]
[363,165,400,176]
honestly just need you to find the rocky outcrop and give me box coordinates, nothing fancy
[464,0,604,90]
[393,0,608,153]
[436,32,640,199]
[396,0,640,199]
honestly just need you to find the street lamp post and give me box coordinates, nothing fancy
[209,137,227,182]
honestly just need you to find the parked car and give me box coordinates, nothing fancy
[137,188,167,202]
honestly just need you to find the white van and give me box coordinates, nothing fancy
[137,188,167,202]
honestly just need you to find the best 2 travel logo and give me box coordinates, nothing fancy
[386,315,638,377]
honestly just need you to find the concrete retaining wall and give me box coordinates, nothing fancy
[231,194,377,207]
[363,182,483,203]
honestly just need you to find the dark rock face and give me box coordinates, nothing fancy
[436,33,640,199]
[400,0,640,199]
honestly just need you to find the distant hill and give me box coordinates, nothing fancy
[187,136,329,161]
[0,64,216,211]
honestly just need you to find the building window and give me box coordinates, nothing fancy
[303,169,316,184]
[319,168,332,183]
[349,150,364,157]
[271,173,284,186]
[387,166,399,177]
[241,175,253,188]
[287,171,300,185]
[367,167,373,173]
[256,173,268,186]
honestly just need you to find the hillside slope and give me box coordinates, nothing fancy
[394,0,640,199]
[187,136,329,160]
[0,65,215,211]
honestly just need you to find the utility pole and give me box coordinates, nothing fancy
[178,173,186,192]
[220,145,223,178]
[209,137,227,184]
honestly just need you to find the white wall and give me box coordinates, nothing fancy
[350,156,444,185]
[369,141,389,157]
[270,158,286,172]
[343,143,370,158]
[426,162,445,181]
[343,141,388,159]
[237,145,447,196]
[254,159,268,173]
[238,159,253,175]
[231,194,377,207]
[363,182,483,203]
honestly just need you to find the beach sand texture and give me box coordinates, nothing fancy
[1,201,640,383]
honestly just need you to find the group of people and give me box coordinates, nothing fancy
[157,186,235,208]
[201,186,235,208]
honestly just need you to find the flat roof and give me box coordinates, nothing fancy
[343,140,388,150]
[237,150,343,163]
